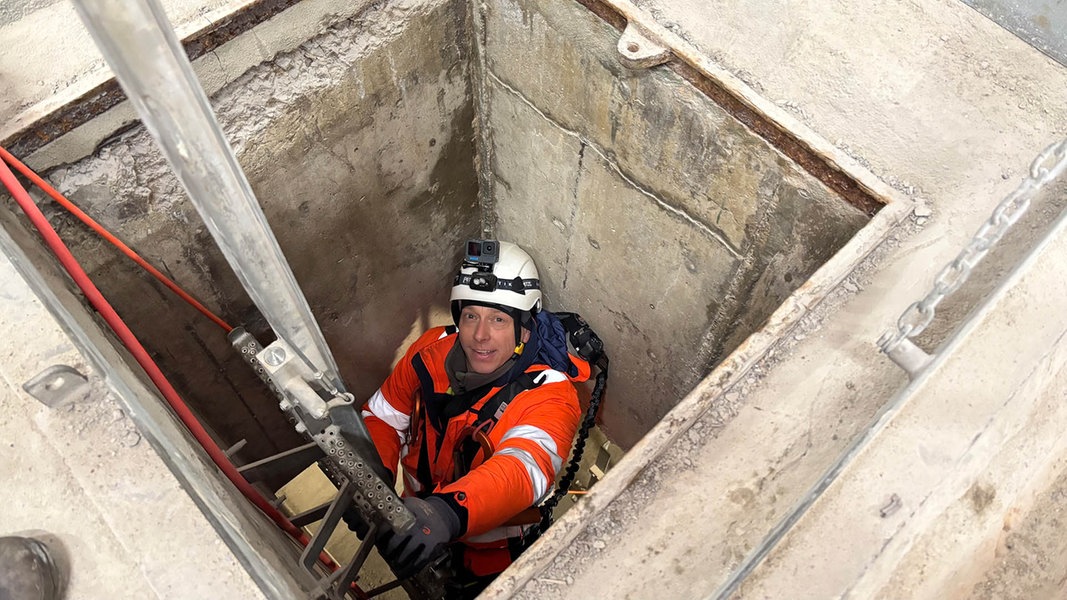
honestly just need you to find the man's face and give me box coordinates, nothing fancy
[457,304,530,374]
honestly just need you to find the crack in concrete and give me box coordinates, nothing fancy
[209,50,227,81]
[468,0,495,236]
[562,141,586,291]
[696,178,782,371]
[486,69,742,259]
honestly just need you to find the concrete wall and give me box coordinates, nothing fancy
[5,0,478,466]
[478,0,870,448]
[5,0,872,468]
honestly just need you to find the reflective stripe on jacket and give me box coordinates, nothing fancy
[360,326,582,540]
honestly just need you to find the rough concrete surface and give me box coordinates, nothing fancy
[485,0,1067,598]
[2,0,404,168]
[968,454,1067,600]
[5,0,479,469]
[483,0,870,448]
[0,252,265,599]
[1,0,1066,597]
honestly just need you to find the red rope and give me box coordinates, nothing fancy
[0,146,233,332]
[0,154,344,571]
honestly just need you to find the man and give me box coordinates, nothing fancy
[353,240,588,597]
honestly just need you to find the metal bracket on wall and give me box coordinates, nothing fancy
[879,338,932,380]
[22,364,90,408]
[617,21,671,69]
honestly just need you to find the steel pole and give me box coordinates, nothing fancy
[69,0,346,393]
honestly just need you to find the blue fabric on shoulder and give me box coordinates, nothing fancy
[495,310,578,387]
[533,311,578,378]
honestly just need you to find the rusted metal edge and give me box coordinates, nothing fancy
[3,80,123,160]
[674,61,885,217]
[576,0,885,217]
[1,0,302,159]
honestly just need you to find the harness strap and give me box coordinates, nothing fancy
[411,354,438,493]
[453,371,542,479]
[411,347,544,490]
[472,371,540,429]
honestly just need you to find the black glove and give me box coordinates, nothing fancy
[380,496,461,578]
[341,506,370,539]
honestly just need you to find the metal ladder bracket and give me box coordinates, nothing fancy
[617,21,671,69]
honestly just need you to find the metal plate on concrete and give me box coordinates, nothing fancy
[22,364,89,408]
[960,0,1067,68]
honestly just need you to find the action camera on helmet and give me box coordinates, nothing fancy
[465,239,499,266]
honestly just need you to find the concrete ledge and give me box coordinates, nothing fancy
[0,243,277,598]
[737,190,1067,598]
[2,0,384,169]
[480,4,911,595]
[0,225,314,599]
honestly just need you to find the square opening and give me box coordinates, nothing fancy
[1,0,901,593]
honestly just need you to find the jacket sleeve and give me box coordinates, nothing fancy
[438,377,581,538]
[360,328,444,479]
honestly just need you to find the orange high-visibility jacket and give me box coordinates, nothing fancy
[361,326,582,545]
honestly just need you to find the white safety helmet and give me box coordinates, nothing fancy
[450,240,542,330]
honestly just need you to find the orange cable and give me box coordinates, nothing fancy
[0,146,233,333]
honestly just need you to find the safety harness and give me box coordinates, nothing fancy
[408,312,608,537]
[409,350,545,492]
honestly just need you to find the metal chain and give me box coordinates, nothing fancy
[879,138,1067,353]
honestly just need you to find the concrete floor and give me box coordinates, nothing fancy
[1,0,1066,599]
